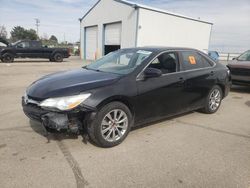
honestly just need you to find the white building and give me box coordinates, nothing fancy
[80,0,213,60]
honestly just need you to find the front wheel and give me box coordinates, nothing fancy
[87,102,132,148]
[202,85,223,114]
[1,53,14,63]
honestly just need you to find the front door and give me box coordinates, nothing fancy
[135,52,186,124]
[15,41,31,58]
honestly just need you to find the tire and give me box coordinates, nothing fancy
[1,53,14,63]
[87,102,132,148]
[53,53,63,62]
[201,85,223,114]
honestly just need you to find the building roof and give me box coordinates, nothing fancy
[115,0,213,25]
[80,0,213,25]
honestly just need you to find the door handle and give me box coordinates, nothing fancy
[178,77,185,84]
[178,77,185,86]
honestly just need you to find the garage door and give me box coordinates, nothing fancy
[85,26,98,60]
[104,22,122,45]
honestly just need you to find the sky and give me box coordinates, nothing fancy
[0,0,249,52]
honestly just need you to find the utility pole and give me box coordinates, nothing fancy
[34,18,40,36]
[64,33,66,44]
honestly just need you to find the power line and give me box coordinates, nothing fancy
[34,18,40,36]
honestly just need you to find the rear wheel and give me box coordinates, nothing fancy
[202,85,222,114]
[1,53,14,63]
[53,53,63,62]
[87,102,132,148]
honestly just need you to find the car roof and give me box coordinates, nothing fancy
[122,46,201,53]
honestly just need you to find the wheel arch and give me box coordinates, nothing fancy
[216,83,226,98]
[96,95,135,117]
[50,50,62,58]
[1,50,15,57]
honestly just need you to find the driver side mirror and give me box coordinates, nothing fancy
[232,57,237,60]
[144,67,162,78]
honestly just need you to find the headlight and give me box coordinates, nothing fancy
[39,93,91,111]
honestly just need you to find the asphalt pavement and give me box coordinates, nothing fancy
[0,57,249,188]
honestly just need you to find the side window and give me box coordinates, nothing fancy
[30,41,41,48]
[17,41,29,48]
[181,51,212,70]
[202,56,213,67]
[148,52,178,74]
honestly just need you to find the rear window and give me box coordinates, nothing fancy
[30,41,41,48]
[181,51,213,70]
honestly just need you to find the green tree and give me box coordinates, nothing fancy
[10,26,38,41]
[26,29,38,40]
[49,35,58,44]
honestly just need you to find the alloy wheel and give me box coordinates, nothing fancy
[101,109,128,142]
[209,89,221,111]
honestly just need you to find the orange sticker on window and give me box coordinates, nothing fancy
[188,56,196,64]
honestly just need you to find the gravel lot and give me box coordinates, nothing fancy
[0,57,250,188]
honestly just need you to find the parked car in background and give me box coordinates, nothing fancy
[0,42,7,47]
[22,47,231,147]
[0,40,70,63]
[208,51,219,61]
[227,50,250,86]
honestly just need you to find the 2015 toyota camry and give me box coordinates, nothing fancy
[22,47,231,147]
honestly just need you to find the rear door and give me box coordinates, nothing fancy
[29,41,42,58]
[179,51,216,110]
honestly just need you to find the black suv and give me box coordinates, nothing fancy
[0,40,70,63]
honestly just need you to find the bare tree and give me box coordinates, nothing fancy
[0,25,8,40]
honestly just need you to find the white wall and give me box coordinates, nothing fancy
[80,0,138,59]
[137,8,212,51]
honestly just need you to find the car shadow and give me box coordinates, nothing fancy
[29,111,196,146]
[230,85,250,93]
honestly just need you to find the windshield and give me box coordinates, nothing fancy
[86,49,153,75]
[0,42,7,47]
[11,40,21,46]
[238,50,250,61]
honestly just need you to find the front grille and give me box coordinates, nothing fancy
[22,98,48,121]
[230,68,250,76]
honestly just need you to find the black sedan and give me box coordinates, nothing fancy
[22,47,231,147]
[227,50,250,86]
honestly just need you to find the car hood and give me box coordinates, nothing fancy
[27,68,121,100]
[0,38,9,46]
[228,60,250,69]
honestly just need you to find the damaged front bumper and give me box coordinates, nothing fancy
[22,96,94,133]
